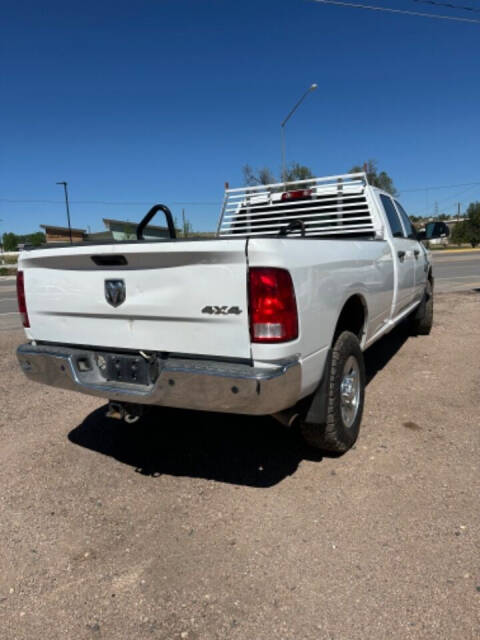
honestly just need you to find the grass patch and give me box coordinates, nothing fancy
[0,266,16,276]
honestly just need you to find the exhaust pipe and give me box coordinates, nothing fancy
[106,402,125,420]
[271,408,300,428]
[106,402,142,423]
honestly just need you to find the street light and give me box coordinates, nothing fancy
[56,181,72,244]
[281,83,318,185]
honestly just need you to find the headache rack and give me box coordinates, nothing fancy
[217,172,378,239]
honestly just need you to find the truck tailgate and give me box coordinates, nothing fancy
[21,240,252,359]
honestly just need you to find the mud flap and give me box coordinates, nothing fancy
[301,348,332,427]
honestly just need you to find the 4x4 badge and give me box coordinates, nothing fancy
[201,306,242,316]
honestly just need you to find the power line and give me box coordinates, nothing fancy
[1,180,479,208]
[2,181,480,205]
[431,183,478,208]
[409,183,479,214]
[312,0,480,23]
[398,180,480,193]
[413,0,480,13]
[0,199,221,206]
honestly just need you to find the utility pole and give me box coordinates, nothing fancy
[56,181,73,244]
[182,208,186,238]
[457,202,461,219]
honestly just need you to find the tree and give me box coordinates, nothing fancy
[450,202,480,247]
[450,220,469,245]
[2,232,18,251]
[25,232,46,247]
[2,231,46,249]
[349,159,398,196]
[242,164,277,186]
[284,162,314,185]
[242,162,314,187]
[465,202,480,247]
[181,210,193,238]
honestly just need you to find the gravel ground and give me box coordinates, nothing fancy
[0,290,479,640]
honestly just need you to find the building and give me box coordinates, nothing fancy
[101,218,170,241]
[40,225,86,244]
[40,218,171,244]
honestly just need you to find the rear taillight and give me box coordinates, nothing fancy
[16,271,30,328]
[248,267,298,343]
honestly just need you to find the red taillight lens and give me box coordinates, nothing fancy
[16,271,30,328]
[281,189,312,201]
[248,267,298,343]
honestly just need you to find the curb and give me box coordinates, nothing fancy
[431,248,480,255]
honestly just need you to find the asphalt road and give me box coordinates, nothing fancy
[1,290,478,639]
[0,278,19,331]
[432,251,480,293]
[1,251,479,331]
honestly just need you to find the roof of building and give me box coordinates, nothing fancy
[40,224,86,234]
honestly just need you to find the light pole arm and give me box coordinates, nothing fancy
[281,86,316,128]
[281,83,317,184]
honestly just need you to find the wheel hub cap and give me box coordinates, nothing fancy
[340,355,360,428]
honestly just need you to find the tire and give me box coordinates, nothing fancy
[300,331,365,453]
[411,279,433,335]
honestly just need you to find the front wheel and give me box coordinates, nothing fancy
[300,331,365,453]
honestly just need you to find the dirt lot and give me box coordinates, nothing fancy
[0,291,478,640]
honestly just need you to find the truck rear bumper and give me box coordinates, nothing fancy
[17,343,301,415]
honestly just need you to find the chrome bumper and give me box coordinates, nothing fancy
[17,343,301,415]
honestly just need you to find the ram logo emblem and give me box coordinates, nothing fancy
[201,306,242,316]
[105,279,126,308]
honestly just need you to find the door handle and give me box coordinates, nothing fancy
[414,249,420,258]
[397,250,406,260]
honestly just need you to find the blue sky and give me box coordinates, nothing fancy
[1,0,479,235]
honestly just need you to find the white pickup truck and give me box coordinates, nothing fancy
[16,172,435,453]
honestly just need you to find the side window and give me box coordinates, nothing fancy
[380,194,404,238]
[395,201,416,240]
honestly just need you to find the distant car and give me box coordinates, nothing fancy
[418,221,450,247]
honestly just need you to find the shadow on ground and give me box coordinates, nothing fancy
[364,320,410,385]
[69,408,320,487]
[68,323,412,487]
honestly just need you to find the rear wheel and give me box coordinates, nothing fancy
[411,279,433,335]
[300,331,365,453]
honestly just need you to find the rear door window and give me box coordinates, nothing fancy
[394,201,416,240]
[380,195,404,238]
